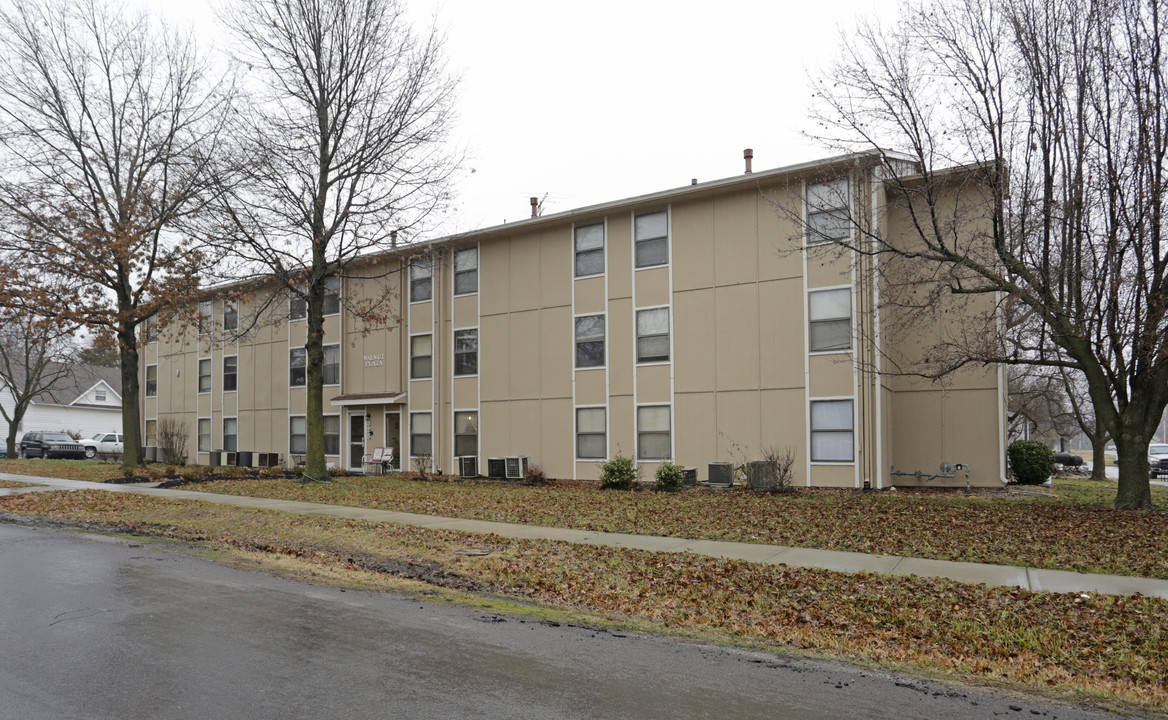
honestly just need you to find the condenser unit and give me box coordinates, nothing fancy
[458,456,479,478]
[224,452,238,466]
[487,457,506,479]
[504,456,528,480]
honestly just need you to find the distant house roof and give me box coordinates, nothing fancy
[21,363,123,408]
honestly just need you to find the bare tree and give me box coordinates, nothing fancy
[207,0,458,481]
[0,0,231,468]
[0,312,77,458]
[806,0,1168,508]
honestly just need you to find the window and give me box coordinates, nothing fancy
[198,300,212,334]
[223,356,238,392]
[290,347,306,387]
[637,406,671,460]
[323,415,340,455]
[454,329,477,376]
[806,179,850,244]
[145,419,157,448]
[323,344,340,385]
[223,417,237,453]
[410,412,432,456]
[635,211,668,267]
[574,223,604,276]
[95,388,106,402]
[575,315,605,368]
[197,418,211,453]
[323,276,340,315]
[454,411,478,457]
[223,301,238,331]
[144,314,157,341]
[576,407,606,459]
[198,358,211,393]
[636,308,670,363]
[454,247,478,295]
[289,291,306,320]
[410,259,432,302]
[410,335,432,379]
[808,288,852,352]
[145,365,157,397]
[289,416,306,455]
[810,399,854,462]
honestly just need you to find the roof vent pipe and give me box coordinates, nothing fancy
[530,197,538,218]
[390,230,398,248]
[744,148,753,174]
[691,178,697,185]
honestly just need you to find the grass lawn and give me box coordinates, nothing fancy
[170,473,1168,578]
[0,458,126,482]
[0,479,34,489]
[0,488,1164,716]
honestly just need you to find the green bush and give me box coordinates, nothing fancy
[1008,440,1056,485]
[654,461,685,491]
[599,454,638,489]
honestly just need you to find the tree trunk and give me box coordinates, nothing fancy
[6,423,17,459]
[1090,433,1108,482]
[119,322,142,468]
[1113,427,1152,509]
[303,278,328,482]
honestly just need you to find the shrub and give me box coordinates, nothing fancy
[758,446,797,493]
[1008,440,1056,485]
[654,461,685,491]
[524,463,550,485]
[599,454,638,489]
[157,418,188,466]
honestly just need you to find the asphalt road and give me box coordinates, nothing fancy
[0,522,1125,720]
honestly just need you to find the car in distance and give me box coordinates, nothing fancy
[19,432,87,459]
[80,432,124,459]
[1150,443,1168,479]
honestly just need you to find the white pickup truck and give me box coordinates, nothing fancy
[80,432,124,459]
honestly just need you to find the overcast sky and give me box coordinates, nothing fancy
[144,0,899,237]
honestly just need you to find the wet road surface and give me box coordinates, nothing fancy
[0,523,1125,719]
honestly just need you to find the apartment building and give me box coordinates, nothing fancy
[142,152,1007,488]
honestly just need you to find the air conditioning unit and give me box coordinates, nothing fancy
[487,457,507,479]
[505,456,528,480]
[255,453,272,468]
[224,451,237,466]
[458,456,478,478]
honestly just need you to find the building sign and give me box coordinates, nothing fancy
[363,353,385,367]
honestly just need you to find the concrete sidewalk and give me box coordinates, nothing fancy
[3,472,1167,600]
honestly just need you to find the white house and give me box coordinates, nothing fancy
[0,363,122,446]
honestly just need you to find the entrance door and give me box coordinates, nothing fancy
[384,412,401,470]
[349,414,365,471]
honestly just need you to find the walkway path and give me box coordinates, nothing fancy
[3,473,1166,600]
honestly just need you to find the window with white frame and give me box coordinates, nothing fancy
[634,211,668,268]
[323,344,340,385]
[808,288,852,352]
[197,418,211,452]
[223,355,237,392]
[323,415,340,455]
[290,347,306,386]
[575,315,604,368]
[574,223,604,277]
[810,399,854,462]
[323,276,340,315]
[454,247,478,295]
[410,335,432,379]
[198,358,211,393]
[806,179,850,244]
[223,417,237,453]
[576,407,606,459]
[636,308,669,363]
[145,365,157,397]
[637,406,671,460]
[223,301,238,331]
[198,300,212,334]
[289,290,306,320]
[410,412,432,456]
[454,411,478,457]
[95,388,106,402]
[454,329,477,376]
[410,259,432,302]
[145,419,157,448]
[289,416,307,455]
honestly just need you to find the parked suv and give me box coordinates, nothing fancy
[1150,444,1168,479]
[80,433,124,459]
[19,432,87,459]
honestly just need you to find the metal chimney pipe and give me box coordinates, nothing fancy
[744,148,753,174]
[530,197,538,218]
[691,178,698,185]
[390,230,398,248]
